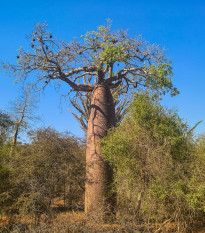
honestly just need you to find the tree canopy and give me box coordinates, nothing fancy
[2,21,178,98]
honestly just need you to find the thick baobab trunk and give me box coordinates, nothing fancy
[85,84,116,220]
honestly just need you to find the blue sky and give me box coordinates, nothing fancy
[0,0,205,138]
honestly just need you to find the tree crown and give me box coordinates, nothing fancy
[2,21,179,97]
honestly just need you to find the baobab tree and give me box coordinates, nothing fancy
[2,21,178,219]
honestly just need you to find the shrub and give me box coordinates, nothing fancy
[102,93,204,231]
[0,128,85,224]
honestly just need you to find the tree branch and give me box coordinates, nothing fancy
[59,74,95,92]
[64,66,97,78]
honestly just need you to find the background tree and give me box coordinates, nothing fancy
[8,87,39,153]
[2,21,178,219]
[0,111,13,147]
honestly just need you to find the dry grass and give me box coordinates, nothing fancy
[1,211,205,233]
[1,198,205,233]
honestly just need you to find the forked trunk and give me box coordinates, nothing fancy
[85,84,116,220]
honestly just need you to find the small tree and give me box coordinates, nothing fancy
[8,87,39,152]
[2,21,178,219]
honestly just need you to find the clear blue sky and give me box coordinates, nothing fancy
[0,0,205,138]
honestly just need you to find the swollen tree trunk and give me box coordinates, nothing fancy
[85,84,116,220]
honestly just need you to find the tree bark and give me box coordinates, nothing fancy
[12,124,19,146]
[85,84,116,220]
[10,124,19,155]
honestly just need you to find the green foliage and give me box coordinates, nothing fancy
[99,44,129,65]
[0,111,13,213]
[0,163,9,190]
[0,127,85,220]
[82,21,179,97]
[84,25,130,67]
[147,62,179,96]
[185,134,205,212]
[102,93,204,230]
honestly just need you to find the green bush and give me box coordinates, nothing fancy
[0,128,85,224]
[102,93,205,231]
